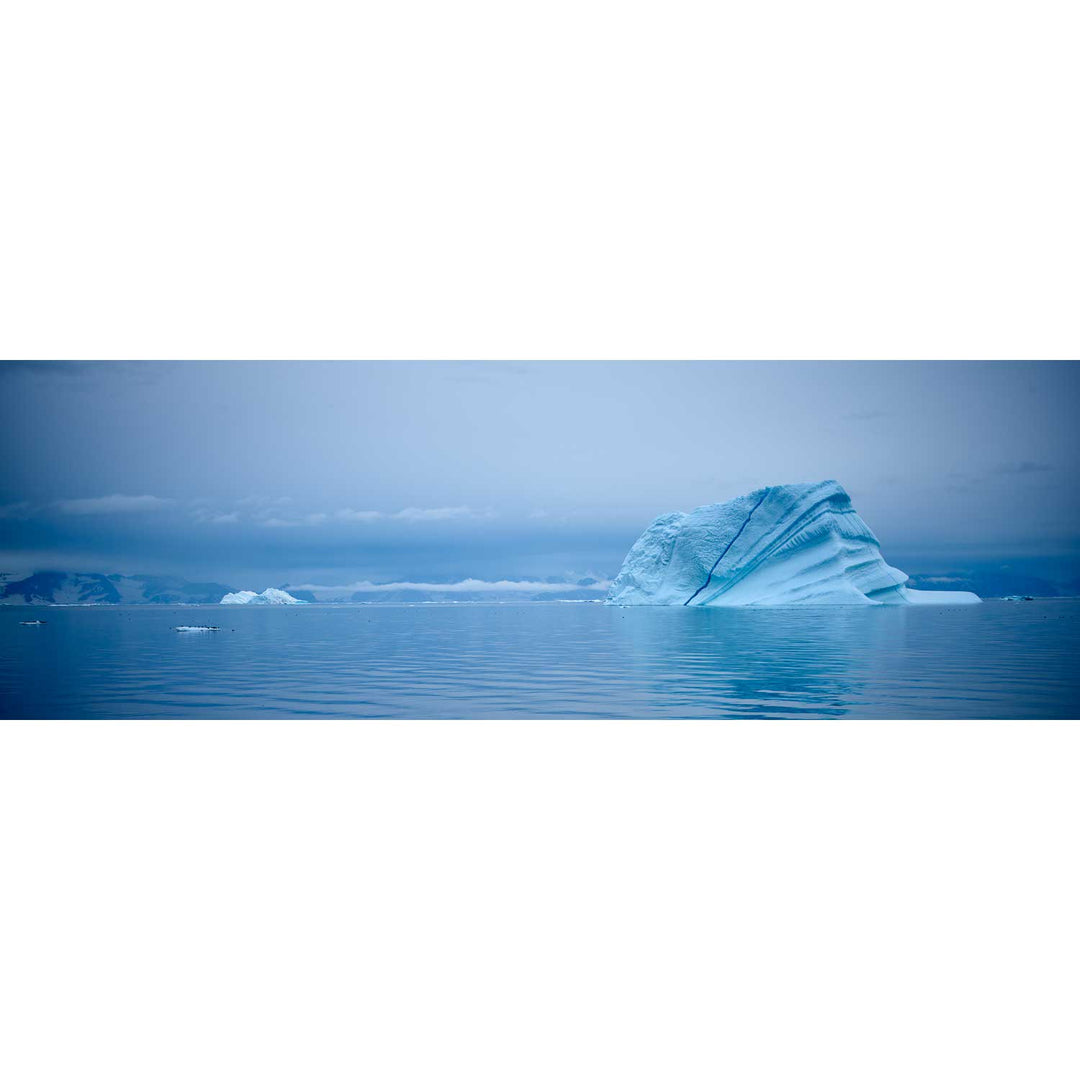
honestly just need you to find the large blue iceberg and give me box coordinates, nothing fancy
[606,481,980,606]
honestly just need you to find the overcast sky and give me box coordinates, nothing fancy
[1,361,1077,587]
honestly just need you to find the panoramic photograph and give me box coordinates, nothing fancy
[2,359,1077,719]
[5,4,1077,1078]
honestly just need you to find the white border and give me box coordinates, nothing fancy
[2,1,1078,360]
[2,721,1079,1079]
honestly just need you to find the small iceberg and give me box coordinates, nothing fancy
[173,625,222,632]
[19,619,47,626]
[220,587,306,605]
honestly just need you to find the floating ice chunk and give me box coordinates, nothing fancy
[173,625,222,632]
[900,589,984,605]
[607,481,982,607]
[257,588,305,604]
[19,619,47,625]
[220,587,306,605]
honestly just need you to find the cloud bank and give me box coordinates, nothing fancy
[53,494,173,515]
[294,577,611,600]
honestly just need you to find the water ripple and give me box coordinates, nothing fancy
[1,601,1078,718]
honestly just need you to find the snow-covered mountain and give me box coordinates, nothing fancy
[0,572,236,605]
[220,587,306,605]
[606,481,981,606]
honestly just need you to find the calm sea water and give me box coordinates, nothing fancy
[2,601,1078,719]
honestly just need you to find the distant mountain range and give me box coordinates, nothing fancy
[0,571,605,605]
[904,570,1079,599]
[0,572,236,605]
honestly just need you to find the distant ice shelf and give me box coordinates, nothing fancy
[606,481,982,607]
[220,587,307,605]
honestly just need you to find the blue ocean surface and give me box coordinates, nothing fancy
[2,600,1078,719]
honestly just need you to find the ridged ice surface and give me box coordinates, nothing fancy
[607,481,980,606]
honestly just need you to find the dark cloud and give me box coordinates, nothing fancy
[994,461,1054,475]
[0,501,34,520]
[843,409,892,421]
[0,361,99,379]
